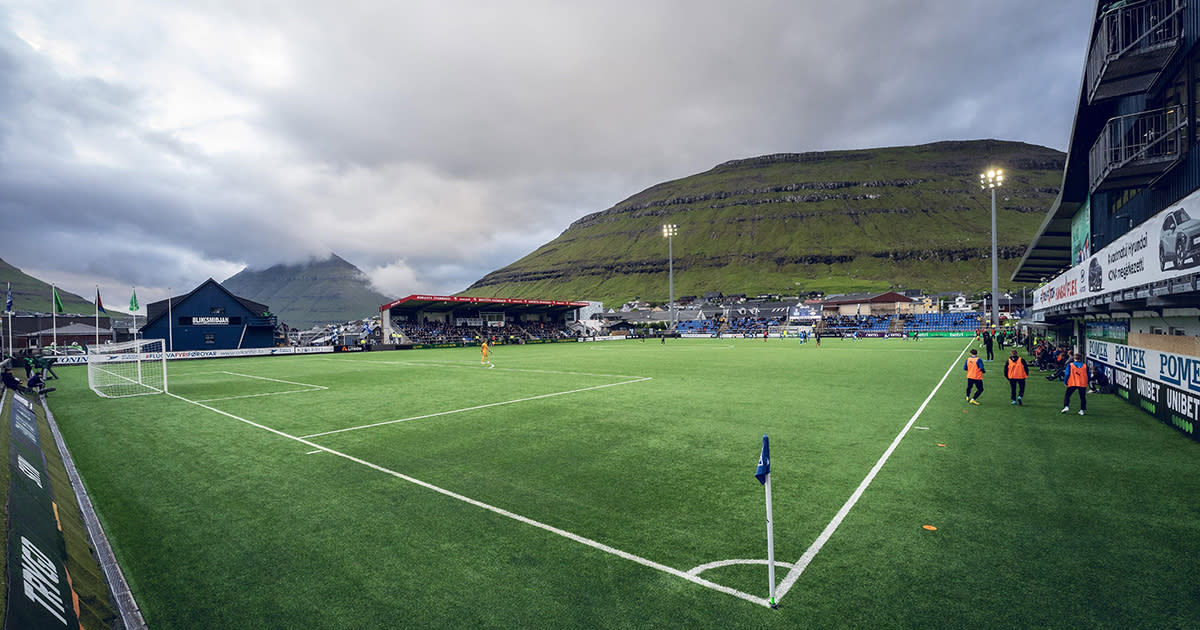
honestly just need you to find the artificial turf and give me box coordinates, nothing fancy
[44,338,1200,628]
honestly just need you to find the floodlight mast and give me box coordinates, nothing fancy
[979,169,1003,329]
[662,224,678,327]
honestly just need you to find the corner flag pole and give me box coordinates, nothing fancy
[755,434,777,607]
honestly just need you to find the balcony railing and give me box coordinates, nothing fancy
[1086,0,1185,102]
[1089,104,1188,191]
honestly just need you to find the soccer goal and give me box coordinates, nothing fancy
[87,339,168,398]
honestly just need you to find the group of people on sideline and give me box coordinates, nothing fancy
[0,353,57,397]
[963,335,1103,415]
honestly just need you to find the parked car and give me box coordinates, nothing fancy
[1088,257,1104,292]
[1159,207,1200,270]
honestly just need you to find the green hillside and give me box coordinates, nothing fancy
[0,258,102,315]
[223,254,392,329]
[464,140,1063,305]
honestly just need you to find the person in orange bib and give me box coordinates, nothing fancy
[1061,353,1089,415]
[1005,349,1029,405]
[481,340,493,368]
[963,348,985,404]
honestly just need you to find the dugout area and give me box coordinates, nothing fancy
[379,294,590,344]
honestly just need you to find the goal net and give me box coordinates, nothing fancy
[87,339,168,398]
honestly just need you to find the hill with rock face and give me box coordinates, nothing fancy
[463,140,1063,305]
[222,254,391,329]
[0,258,100,315]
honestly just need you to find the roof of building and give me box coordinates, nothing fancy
[381,294,590,318]
[142,278,269,329]
[821,291,912,305]
[24,322,112,336]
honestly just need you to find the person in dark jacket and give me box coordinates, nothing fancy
[2,368,21,390]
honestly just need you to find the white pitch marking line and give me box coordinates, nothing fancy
[219,371,328,390]
[167,392,772,608]
[186,371,328,403]
[913,426,930,430]
[306,450,322,455]
[687,558,796,576]
[314,357,648,380]
[300,377,652,439]
[192,389,326,403]
[773,340,973,603]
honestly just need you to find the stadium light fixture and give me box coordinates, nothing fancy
[663,224,678,327]
[979,169,1003,329]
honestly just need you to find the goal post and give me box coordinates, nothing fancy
[87,339,168,398]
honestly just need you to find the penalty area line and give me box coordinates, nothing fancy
[773,340,974,603]
[300,377,652,439]
[166,392,772,608]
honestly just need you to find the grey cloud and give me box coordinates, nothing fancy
[1,0,1095,301]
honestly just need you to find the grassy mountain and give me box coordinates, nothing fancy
[463,140,1063,305]
[222,254,392,329]
[0,258,102,315]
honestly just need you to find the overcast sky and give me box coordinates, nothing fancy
[1,0,1095,306]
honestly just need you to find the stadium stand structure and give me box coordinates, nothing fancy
[380,295,591,345]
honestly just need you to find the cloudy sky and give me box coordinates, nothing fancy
[1,0,1094,306]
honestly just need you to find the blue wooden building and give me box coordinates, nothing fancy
[139,279,278,351]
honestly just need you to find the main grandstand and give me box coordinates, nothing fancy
[379,295,593,345]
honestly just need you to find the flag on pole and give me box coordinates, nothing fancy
[53,286,64,314]
[755,435,771,484]
[96,288,107,314]
[755,434,777,607]
[129,288,139,312]
[5,282,11,313]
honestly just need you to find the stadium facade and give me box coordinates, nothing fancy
[139,278,278,351]
[1016,0,1200,440]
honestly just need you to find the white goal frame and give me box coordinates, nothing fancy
[87,338,169,398]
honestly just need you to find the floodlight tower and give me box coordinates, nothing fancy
[663,224,678,327]
[980,169,1003,329]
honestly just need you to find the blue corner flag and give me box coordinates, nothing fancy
[755,435,770,484]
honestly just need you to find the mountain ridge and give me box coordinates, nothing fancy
[463,139,1064,304]
[222,254,392,329]
[0,258,104,315]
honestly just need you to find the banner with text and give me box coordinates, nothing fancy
[1035,186,1200,310]
[1088,339,1200,441]
[5,392,82,629]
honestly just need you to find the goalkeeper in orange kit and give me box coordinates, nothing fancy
[481,340,493,368]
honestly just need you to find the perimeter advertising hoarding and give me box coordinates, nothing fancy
[1089,339,1200,440]
[1071,200,1091,265]
[1034,187,1200,310]
[6,393,82,630]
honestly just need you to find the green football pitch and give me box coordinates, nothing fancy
[45,338,1200,629]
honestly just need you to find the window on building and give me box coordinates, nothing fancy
[1107,188,1141,221]
[204,333,216,344]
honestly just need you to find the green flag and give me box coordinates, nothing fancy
[53,286,64,314]
[130,288,139,312]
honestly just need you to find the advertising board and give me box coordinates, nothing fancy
[1035,187,1200,310]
